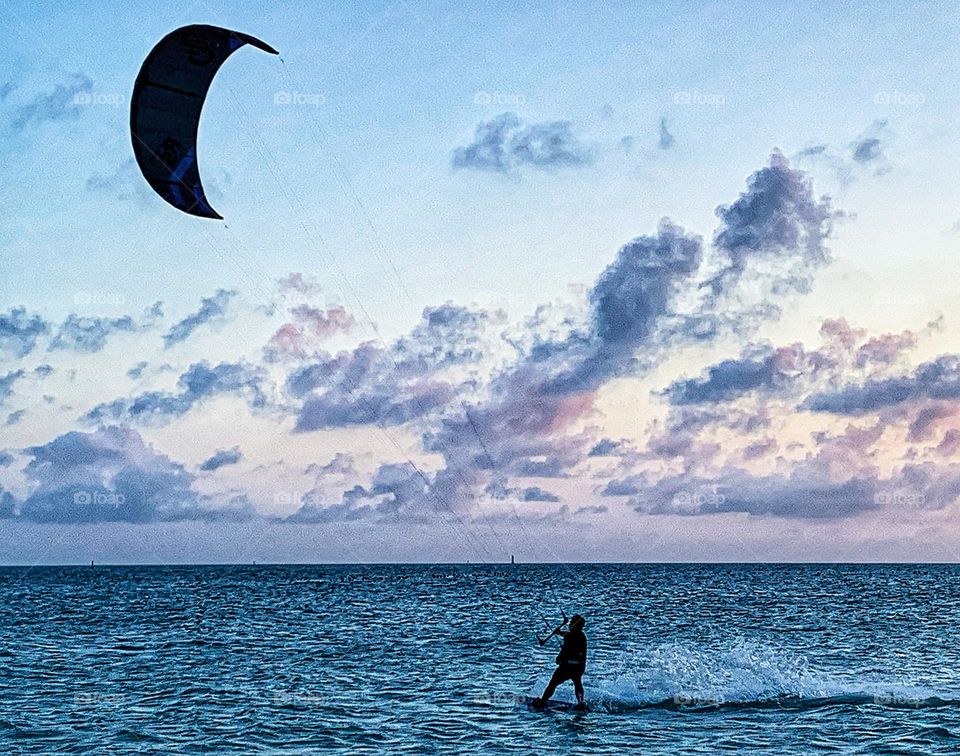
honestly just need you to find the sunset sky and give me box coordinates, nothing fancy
[2,0,960,563]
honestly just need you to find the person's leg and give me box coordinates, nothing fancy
[540,667,569,702]
[573,672,585,704]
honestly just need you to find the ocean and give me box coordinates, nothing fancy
[1,563,959,754]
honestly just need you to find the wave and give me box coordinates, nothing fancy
[526,640,960,713]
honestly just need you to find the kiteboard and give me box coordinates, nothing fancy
[521,696,588,712]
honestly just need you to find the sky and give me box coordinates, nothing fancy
[2,0,960,563]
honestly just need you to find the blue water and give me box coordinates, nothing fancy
[2,564,960,754]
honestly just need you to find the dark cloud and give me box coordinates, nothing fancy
[49,314,137,353]
[0,370,24,404]
[85,361,267,425]
[163,289,236,348]
[0,307,49,358]
[707,151,835,295]
[0,451,14,467]
[851,120,887,164]
[452,113,591,173]
[908,404,955,442]
[9,74,93,132]
[34,364,53,378]
[742,438,778,461]
[852,138,881,163]
[601,478,641,496]
[199,447,243,472]
[658,116,675,149]
[804,355,960,415]
[5,409,25,426]
[127,361,148,380]
[665,355,776,405]
[521,486,560,502]
[796,144,828,158]
[295,379,455,431]
[936,430,960,457]
[588,438,622,456]
[6,427,254,523]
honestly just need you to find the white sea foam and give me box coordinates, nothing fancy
[530,640,951,711]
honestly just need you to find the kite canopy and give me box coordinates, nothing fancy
[130,24,278,219]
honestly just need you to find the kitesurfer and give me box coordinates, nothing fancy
[533,614,587,707]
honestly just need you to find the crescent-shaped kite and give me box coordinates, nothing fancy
[130,24,278,219]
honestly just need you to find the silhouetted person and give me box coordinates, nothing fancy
[535,614,587,707]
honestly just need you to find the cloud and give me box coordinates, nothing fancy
[908,404,955,442]
[0,451,14,467]
[658,116,675,149]
[0,307,49,358]
[127,361,148,380]
[277,272,322,296]
[85,158,155,204]
[665,354,777,405]
[851,120,888,164]
[286,462,435,524]
[804,354,960,415]
[85,361,267,425]
[199,447,243,472]
[264,305,356,362]
[706,151,835,295]
[855,330,916,369]
[520,486,560,502]
[452,113,591,173]
[936,430,960,457]
[5,409,26,426]
[163,289,236,348]
[6,427,254,523]
[742,438,778,461]
[10,75,94,132]
[289,304,492,431]
[422,156,837,509]
[588,438,622,456]
[0,370,24,404]
[49,314,137,353]
[794,121,890,185]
